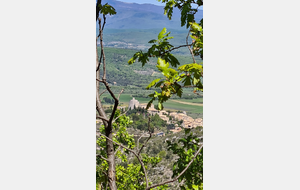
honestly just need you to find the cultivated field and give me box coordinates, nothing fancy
[101,94,203,114]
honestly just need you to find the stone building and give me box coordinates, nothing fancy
[129,97,139,110]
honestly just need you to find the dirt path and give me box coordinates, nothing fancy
[170,100,203,106]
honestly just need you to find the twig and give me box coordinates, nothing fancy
[136,133,149,151]
[99,89,107,96]
[146,145,203,190]
[96,154,109,162]
[96,18,102,71]
[99,133,149,188]
[112,108,129,124]
[117,89,124,100]
[102,81,119,124]
[163,44,193,55]
[114,146,120,156]
[138,117,152,155]
[96,79,104,83]
[96,0,101,21]
[186,30,196,63]
[97,116,109,122]
[98,17,107,81]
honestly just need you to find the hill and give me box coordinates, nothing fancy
[98,0,203,30]
[97,0,203,55]
[99,47,202,88]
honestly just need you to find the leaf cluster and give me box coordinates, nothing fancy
[166,129,203,189]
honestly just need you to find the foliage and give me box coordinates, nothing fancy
[97,0,203,189]
[128,0,203,110]
[126,107,167,131]
[96,109,164,189]
[97,47,201,89]
[167,129,203,190]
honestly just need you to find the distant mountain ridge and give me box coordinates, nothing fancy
[99,0,203,30]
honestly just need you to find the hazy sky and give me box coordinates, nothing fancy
[117,0,203,9]
[118,0,165,6]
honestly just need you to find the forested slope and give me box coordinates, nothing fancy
[98,47,202,88]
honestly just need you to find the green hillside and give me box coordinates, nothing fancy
[101,29,193,55]
[98,47,203,118]
[98,47,202,88]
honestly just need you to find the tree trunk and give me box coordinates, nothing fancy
[105,124,117,190]
[96,43,117,190]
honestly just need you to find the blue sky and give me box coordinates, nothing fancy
[118,0,165,6]
[118,0,203,9]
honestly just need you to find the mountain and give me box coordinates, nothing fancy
[98,0,203,30]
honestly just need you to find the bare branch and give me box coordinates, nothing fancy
[98,17,107,81]
[114,146,120,156]
[186,30,196,63]
[96,116,109,122]
[138,117,152,155]
[96,0,102,21]
[96,79,104,83]
[112,108,129,124]
[99,89,107,96]
[96,154,109,162]
[101,81,120,124]
[163,43,193,55]
[99,133,149,188]
[96,18,102,71]
[117,89,124,100]
[146,145,203,190]
[97,15,106,72]
[136,133,149,152]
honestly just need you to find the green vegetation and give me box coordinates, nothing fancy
[101,93,203,117]
[96,0,203,189]
[103,29,194,55]
[98,47,202,88]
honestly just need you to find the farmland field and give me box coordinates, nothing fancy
[101,94,203,114]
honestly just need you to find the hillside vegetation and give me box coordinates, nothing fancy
[98,47,202,88]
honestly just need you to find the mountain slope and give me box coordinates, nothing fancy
[98,0,203,30]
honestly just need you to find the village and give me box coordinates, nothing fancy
[96,97,203,138]
[128,98,203,136]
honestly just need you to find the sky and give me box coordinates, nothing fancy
[118,0,203,9]
[118,0,166,6]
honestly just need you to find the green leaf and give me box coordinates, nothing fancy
[158,102,162,110]
[157,58,169,72]
[146,78,161,89]
[148,39,157,43]
[190,22,202,32]
[100,3,116,15]
[183,77,192,86]
[158,28,167,40]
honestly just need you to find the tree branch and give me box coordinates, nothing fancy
[117,89,124,100]
[99,133,149,188]
[96,154,109,162]
[112,108,129,124]
[96,116,109,122]
[186,30,196,63]
[146,145,203,190]
[96,0,101,21]
[114,146,120,156]
[101,81,119,124]
[99,89,107,96]
[138,117,152,155]
[163,44,193,55]
[98,17,107,81]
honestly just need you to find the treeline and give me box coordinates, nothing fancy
[134,93,200,99]
[126,107,183,132]
[126,107,167,131]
